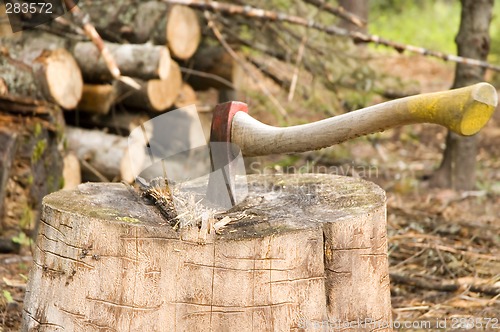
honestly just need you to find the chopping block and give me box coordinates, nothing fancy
[23,174,392,331]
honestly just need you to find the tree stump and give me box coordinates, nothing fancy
[23,174,392,331]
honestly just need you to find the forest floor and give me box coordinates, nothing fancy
[365,54,500,330]
[1,54,499,331]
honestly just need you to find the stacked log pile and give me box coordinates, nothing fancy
[0,2,236,250]
[0,2,235,174]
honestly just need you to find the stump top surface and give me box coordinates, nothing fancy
[43,174,385,240]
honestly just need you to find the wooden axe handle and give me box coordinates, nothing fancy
[232,83,497,156]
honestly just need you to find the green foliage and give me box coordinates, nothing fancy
[370,0,500,62]
[488,3,500,63]
[20,206,33,229]
[12,232,32,247]
[2,290,14,304]
[369,1,460,54]
[31,139,47,163]
[33,122,42,138]
[273,155,302,169]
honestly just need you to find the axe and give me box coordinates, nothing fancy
[206,83,497,207]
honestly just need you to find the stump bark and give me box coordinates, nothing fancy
[23,174,392,331]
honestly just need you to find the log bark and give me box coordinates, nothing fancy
[3,31,173,82]
[0,53,45,101]
[0,95,64,253]
[119,61,182,112]
[79,1,201,59]
[65,126,146,183]
[76,84,118,114]
[0,49,83,109]
[64,111,151,137]
[73,42,172,82]
[23,174,392,331]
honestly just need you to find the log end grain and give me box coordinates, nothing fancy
[174,82,198,108]
[0,78,7,96]
[77,84,117,115]
[166,5,201,60]
[147,61,182,111]
[158,46,172,80]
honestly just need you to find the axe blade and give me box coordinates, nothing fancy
[205,101,249,209]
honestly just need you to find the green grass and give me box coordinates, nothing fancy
[369,1,460,55]
[369,1,500,62]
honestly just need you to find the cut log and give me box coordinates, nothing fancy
[119,61,182,112]
[79,1,201,59]
[0,95,64,253]
[23,174,392,331]
[64,110,151,137]
[174,82,198,108]
[2,31,172,83]
[0,49,83,109]
[164,5,201,60]
[65,126,147,183]
[76,84,118,115]
[73,42,172,82]
[33,49,83,109]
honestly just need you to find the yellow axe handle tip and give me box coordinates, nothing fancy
[408,82,498,136]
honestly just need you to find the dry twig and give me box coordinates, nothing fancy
[63,0,140,89]
[204,11,288,118]
[302,0,366,28]
[390,272,500,296]
[165,0,500,71]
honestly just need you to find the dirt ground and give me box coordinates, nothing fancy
[369,55,500,330]
[1,54,499,331]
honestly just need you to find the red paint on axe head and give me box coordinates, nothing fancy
[210,101,248,142]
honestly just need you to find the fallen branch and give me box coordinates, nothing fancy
[390,272,500,296]
[180,66,235,90]
[302,0,365,28]
[63,0,140,89]
[403,242,500,262]
[166,0,500,71]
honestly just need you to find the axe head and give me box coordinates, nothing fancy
[210,101,249,143]
[205,101,249,209]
